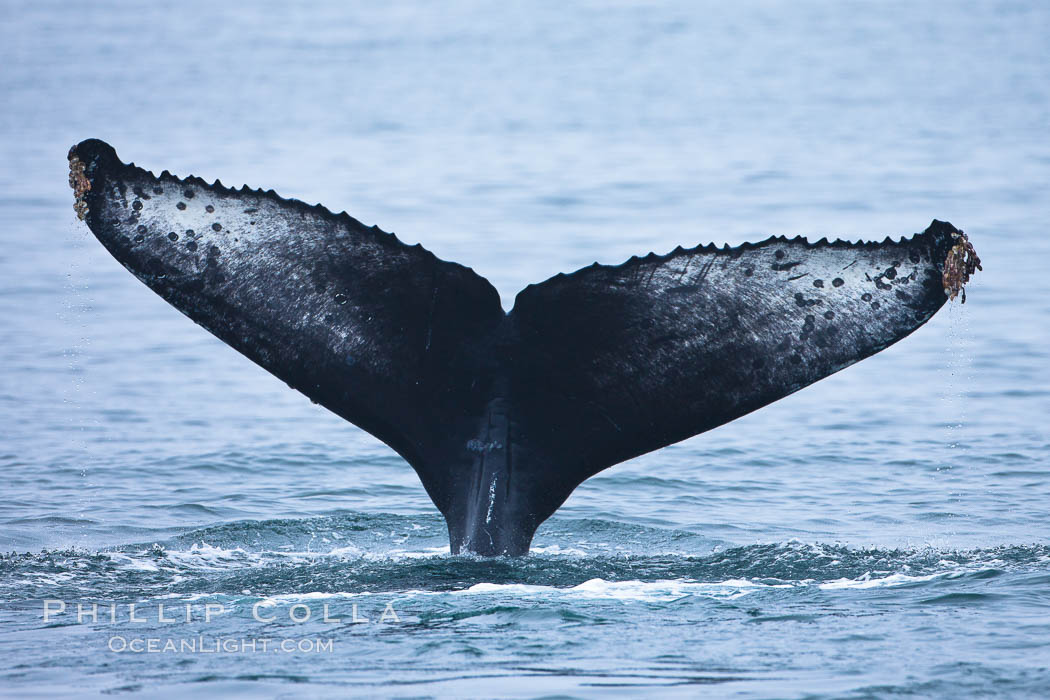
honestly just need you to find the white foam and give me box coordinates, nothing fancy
[103,552,161,572]
[424,577,789,602]
[260,591,365,603]
[819,571,948,589]
[381,546,450,559]
[529,544,591,556]
[105,541,455,573]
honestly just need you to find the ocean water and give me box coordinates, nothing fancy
[2,1,1049,697]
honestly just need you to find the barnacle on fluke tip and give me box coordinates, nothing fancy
[942,230,982,303]
[67,147,91,221]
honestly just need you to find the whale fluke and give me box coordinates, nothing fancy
[68,139,978,555]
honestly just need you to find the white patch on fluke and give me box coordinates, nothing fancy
[485,474,498,524]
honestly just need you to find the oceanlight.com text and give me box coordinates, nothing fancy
[107,636,335,654]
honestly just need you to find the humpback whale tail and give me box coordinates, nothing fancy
[68,139,980,556]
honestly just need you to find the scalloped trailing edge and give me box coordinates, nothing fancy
[68,139,980,303]
[524,225,968,297]
[65,140,494,288]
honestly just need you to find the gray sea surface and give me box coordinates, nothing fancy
[1,1,1049,697]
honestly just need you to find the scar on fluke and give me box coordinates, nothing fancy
[66,138,982,556]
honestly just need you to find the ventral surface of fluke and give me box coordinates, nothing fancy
[67,138,980,556]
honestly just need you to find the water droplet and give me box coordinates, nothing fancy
[186,241,198,252]
[832,278,844,287]
[176,202,186,210]
[212,223,222,231]
[184,189,194,199]
[335,293,347,305]
[205,205,215,213]
[133,234,144,243]
[132,200,142,211]
[136,224,147,234]
[168,232,179,241]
